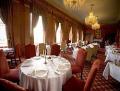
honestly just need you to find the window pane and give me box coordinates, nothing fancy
[0,18,8,47]
[34,16,44,45]
[56,23,62,44]
[69,27,72,42]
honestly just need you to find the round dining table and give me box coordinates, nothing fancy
[19,55,72,91]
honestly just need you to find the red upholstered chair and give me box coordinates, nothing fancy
[51,44,60,56]
[63,59,100,91]
[0,78,30,91]
[25,44,36,59]
[66,47,73,55]
[0,50,19,83]
[71,48,87,79]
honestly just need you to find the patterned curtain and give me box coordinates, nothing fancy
[0,0,14,47]
[61,21,71,42]
[72,24,77,43]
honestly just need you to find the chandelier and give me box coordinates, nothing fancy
[85,4,100,30]
[85,12,97,25]
[64,0,86,11]
[92,22,100,30]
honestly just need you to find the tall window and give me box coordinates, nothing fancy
[69,27,72,42]
[56,23,62,44]
[77,31,79,42]
[33,16,44,45]
[0,18,8,47]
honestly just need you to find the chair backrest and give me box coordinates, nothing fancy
[92,59,104,70]
[84,60,100,91]
[25,44,36,59]
[0,50,10,77]
[39,43,46,55]
[0,78,27,91]
[75,48,87,69]
[51,44,60,56]
[61,42,66,51]
[86,47,93,61]
[15,44,22,58]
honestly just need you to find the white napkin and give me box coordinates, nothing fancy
[28,70,48,77]
[21,63,32,67]
[35,70,48,77]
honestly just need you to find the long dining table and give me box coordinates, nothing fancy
[19,55,72,91]
[103,46,120,82]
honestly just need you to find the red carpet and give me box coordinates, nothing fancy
[75,49,120,91]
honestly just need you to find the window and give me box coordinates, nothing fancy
[33,16,44,45]
[77,31,79,42]
[69,27,72,42]
[56,23,62,44]
[0,18,8,47]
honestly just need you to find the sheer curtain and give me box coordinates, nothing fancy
[56,23,62,44]
[31,1,39,44]
[34,16,44,45]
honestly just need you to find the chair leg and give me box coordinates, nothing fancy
[19,57,21,63]
[80,72,83,80]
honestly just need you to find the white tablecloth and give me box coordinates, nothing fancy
[20,55,72,91]
[103,62,120,82]
[105,46,120,62]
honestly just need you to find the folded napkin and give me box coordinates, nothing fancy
[21,63,32,67]
[35,70,48,77]
[32,56,41,60]
[28,70,48,77]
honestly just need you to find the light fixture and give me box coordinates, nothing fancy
[85,4,97,26]
[64,0,86,11]
[92,22,100,30]
[85,12,97,25]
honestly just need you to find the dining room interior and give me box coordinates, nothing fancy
[0,0,120,91]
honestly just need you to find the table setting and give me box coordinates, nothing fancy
[19,55,72,91]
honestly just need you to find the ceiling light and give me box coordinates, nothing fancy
[92,22,100,30]
[64,0,86,11]
[85,4,97,26]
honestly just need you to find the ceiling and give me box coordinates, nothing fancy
[45,0,120,24]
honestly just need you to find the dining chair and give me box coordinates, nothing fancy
[0,78,30,91]
[0,50,19,83]
[7,44,22,65]
[60,42,66,51]
[71,48,87,79]
[63,59,101,91]
[51,44,60,56]
[85,47,93,61]
[66,47,73,55]
[39,43,46,55]
[25,44,36,59]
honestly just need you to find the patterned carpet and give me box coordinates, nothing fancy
[82,63,120,91]
[75,50,120,91]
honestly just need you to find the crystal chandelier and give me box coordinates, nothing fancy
[64,0,86,11]
[85,4,97,26]
[92,22,100,30]
[85,4,100,30]
[85,12,97,25]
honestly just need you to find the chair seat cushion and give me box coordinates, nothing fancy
[3,69,19,82]
[63,76,85,91]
